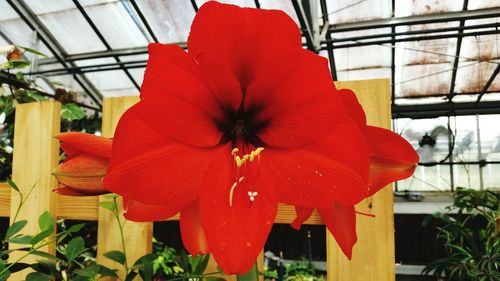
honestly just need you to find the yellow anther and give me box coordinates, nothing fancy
[231,148,239,156]
[249,147,264,161]
[234,156,243,167]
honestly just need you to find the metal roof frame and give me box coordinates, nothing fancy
[4,1,500,116]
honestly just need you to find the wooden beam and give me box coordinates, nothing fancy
[327,79,395,281]
[96,97,153,280]
[1,184,323,224]
[9,101,61,280]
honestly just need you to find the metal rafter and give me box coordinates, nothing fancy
[390,0,395,105]
[320,0,337,80]
[325,29,499,49]
[476,63,500,103]
[291,0,317,52]
[327,6,500,33]
[6,0,102,106]
[190,0,198,12]
[73,0,140,91]
[393,100,500,119]
[448,0,469,102]
[254,0,260,9]
[129,0,158,43]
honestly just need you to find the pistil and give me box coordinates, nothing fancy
[228,147,264,206]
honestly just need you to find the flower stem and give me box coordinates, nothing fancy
[236,262,259,281]
[112,196,129,274]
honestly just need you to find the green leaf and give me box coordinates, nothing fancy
[0,270,10,281]
[206,277,227,281]
[31,229,53,245]
[99,201,116,211]
[31,251,59,261]
[8,262,30,273]
[18,46,48,58]
[75,264,99,278]
[38,211,55,232]
[9,234,33,244]
[103,250,126,265]
[236,263,259,281]
[66,223,86,234]
[0,60,31,69]
[66,237,87,262]
[125,271,138,281]
[5,220,27,240]
[25,272,51,281]
[6,178,19,192]
[97,264,118,278]
[61,103,86,121]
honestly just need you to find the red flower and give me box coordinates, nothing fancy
[104,1,418,274]
[53,132,112,196]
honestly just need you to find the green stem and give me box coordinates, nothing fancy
[113,196,129,274]
[237,262,259,281]
[0,237,57,275]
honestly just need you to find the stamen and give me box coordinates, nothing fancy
[238,176,245,183]
[229,181,238,207]
[231,147,264,167]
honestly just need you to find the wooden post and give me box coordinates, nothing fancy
[96,96,153,280]
[9,101,61,279]
[327,79,395,281]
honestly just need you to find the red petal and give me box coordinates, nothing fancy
[199,145,277,274]
[266,120,369,208]
[366,126,419,195]
[338,89,366,129]
[180,202,209,255]
[246,50,348,148]
[291,206,314,230]
[105,105,218,206]
[123,198,186,222]
[56,132,112,159]
[188,1,301,88]
[318,203,357,259]
[53,154,108,195]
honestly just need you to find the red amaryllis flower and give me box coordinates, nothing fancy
[104,1,418,274]
[53,132,112,196]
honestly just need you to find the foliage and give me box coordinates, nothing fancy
[0,44,100,181]
[264,258,325,281]
[422,187,500,281]
[0,179,117,281]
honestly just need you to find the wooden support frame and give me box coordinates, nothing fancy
[0,78,394,280]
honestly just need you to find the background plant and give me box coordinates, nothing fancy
[422,187,499,281]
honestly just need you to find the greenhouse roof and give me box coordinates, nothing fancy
[0,0,499,118]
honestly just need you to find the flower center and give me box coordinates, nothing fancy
[215,104,268,147]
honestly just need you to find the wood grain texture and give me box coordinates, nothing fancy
[1,184,323,224]
[9,101,61,280]
[327,79,395,281]
[0,182,9,217]
[97,96,153,281]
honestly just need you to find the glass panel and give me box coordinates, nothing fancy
[451,115,479,163]
[0,1,20,20]
[37,9,107,53]
[259,0,299,25]
[326,0,392,24]
[468,0,500,10]
[398,165,452,191]
[25,0,75,14]
[83,69,135,94]
[395,0,463,17]
[479,115,500,158]
[453,164,481,189]
[396,62,453,98]
[134,0,195,43]
[0,18,51,56]
[128,68,146,86]
[483,164,500,189]
[83,2,149,48]
[49,74,85,93]
[455,61,500,94]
